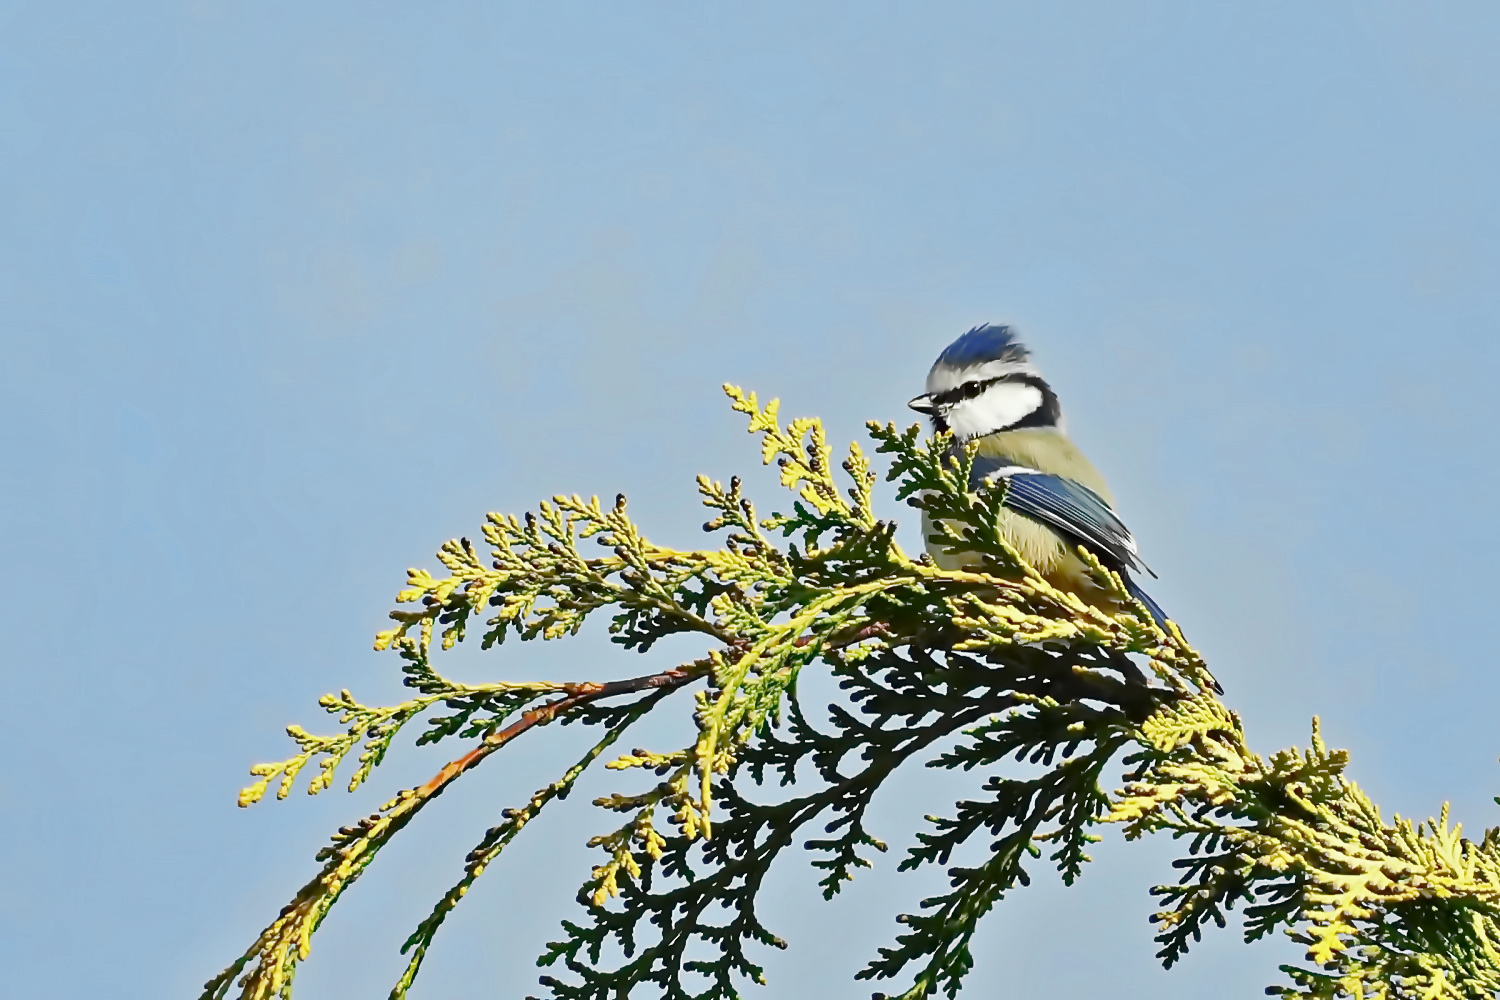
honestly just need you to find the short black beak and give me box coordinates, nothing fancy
[907,393,938,415]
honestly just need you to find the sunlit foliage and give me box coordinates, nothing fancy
[205,387,1500,1000]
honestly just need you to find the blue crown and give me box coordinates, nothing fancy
[935,324,1029,368]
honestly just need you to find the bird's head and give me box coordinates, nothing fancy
[907,324,1062,440]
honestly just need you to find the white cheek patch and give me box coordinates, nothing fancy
[946,383,1044,439]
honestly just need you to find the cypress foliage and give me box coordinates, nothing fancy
[204,386,1500,1000]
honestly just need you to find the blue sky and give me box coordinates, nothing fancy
[5,3,1500,997]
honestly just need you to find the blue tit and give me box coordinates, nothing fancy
[907,323,1166,624]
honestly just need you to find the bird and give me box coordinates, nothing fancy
[907,323,1167,625]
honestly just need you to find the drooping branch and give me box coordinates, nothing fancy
[203,665,705,1000]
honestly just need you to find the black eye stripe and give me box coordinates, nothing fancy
[924,373,1062,435]
[932,374,1033,407]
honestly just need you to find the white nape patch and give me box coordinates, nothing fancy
[977,463,1041,483]
[947,382,1044,440]
[925,359,1038,395]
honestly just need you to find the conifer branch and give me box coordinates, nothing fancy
[204,384,1500,1000]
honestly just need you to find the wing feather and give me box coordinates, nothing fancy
[968,454,1151,576]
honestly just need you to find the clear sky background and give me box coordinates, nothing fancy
[5,3,1500,998]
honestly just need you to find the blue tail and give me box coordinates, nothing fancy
[1122,576,1216,692]
[1124,575,1168,628]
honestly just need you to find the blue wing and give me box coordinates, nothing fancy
[968,454,1167,624]
[1000,474,1148,575]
